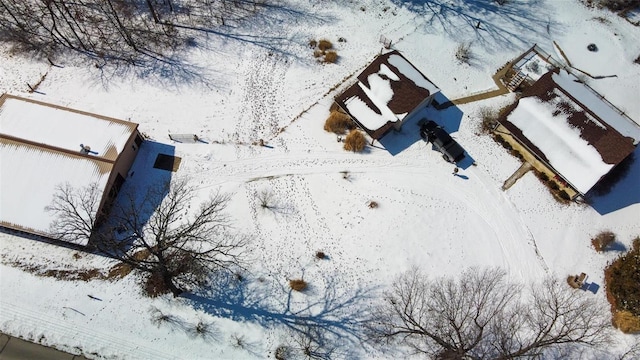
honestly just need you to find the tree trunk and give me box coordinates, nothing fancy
[162,270,183,297]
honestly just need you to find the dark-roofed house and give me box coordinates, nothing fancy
[0,94,143,245]
[335,50,440,140]
[495,68,640,200]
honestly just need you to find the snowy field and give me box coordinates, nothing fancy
[1,0,639,359]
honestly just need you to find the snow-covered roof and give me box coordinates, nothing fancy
[506,97,613,193]
[336,51,440,139]
[0,95,138,243]
[0,95,137,160]
[500,71,636,194]
[0,140,111,245]
[552,70,640,145]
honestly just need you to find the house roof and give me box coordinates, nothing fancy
[0,95,138,161]
[498,71,637,194]
[335,50,440,139]
[0,94,138,244]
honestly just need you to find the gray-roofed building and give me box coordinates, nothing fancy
[0,94,143,245]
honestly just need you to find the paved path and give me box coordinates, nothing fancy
[435,66,511,109]
[502,162,533,190]
[0,333,90,360]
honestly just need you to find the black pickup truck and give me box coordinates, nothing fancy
[420,120,465,163]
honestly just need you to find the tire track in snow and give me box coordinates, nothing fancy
[193,150,549,278]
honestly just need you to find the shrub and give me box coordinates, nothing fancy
[587,0,640,11]
[536,171,549,182]
[324,50,338,63]
[190,320,217,339]
[150,306,179,327]
[558,190,571,201]
[478,106,498,133]
[324,111,355,134]
[231,333,246,348]
[455,42,471,64]
[144,270,170,297]
[591,231,616,252]
[257,189,274,209]
[275,345,290,360]
[344,130,367,152]
[510,149,523,160]
[318,39,333,51]
[308,39,317,48]
[289,279,308,292]
[368,200,379,209]
[315,251,326,259]
[613,311,640,334]
[605,238,640,320]
[549,181,560,190]
[108,262,133,279]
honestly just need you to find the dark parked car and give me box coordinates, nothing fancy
[420,120,465,163]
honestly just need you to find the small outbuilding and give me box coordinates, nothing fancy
[0,94,143,245]
[335,50,440,140]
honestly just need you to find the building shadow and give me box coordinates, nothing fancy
[91,140,175,252]
[378,93,464,156]
[431,92,464,133]
[582,282,600,295]
[378,113,424,156]
[587,148,640,215]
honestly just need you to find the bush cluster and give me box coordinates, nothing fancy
[605,237,640,333]
[343,130,367,152]
[289,279,308,292]
[324,111,355,134]
[613,311,640,333]
[309,38,339,63]
[582,0,640,11]
[591,231,616,252]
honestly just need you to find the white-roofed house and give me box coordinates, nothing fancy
[0,94,143,246]
[335,50,440,141]
[495,68,640,201]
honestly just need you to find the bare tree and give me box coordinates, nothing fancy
[0,0,269,70]
[47,178,249,297]
[46,182,105,244]
[370,267,611,359]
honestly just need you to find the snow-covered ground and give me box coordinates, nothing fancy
[1,0,639,358]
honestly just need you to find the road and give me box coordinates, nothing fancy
[0,333,90,360]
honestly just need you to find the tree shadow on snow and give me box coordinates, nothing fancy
[391,0,561,50]
[92,2,329,89]
[183,271,378,357]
